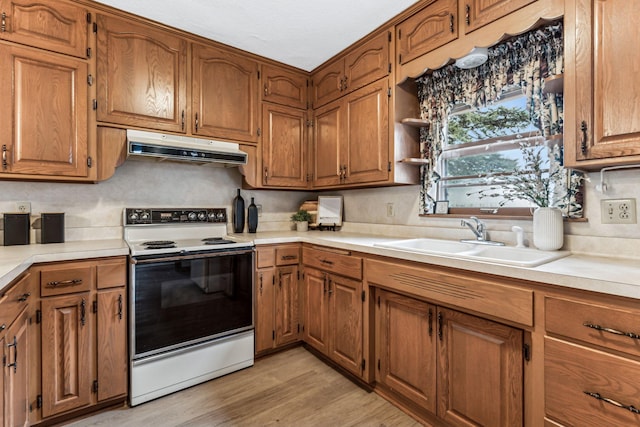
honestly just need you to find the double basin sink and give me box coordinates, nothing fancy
[374,238,570,267]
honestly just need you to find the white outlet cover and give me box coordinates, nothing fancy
[601,198,637,224]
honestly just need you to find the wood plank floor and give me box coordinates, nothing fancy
[66,347,422,427]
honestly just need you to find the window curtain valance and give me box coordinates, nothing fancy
[416,21,583,218]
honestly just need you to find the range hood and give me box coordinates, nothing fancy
[126,129,247,166]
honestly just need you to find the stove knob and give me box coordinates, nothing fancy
[188,212,197,221]
[217,212,225,220]
[129,212,139,222]
[140,212,150,221]
[208,212,217,221]
[197,212,206,221]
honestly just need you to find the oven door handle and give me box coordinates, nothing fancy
[131,248,254,264]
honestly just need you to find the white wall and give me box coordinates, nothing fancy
[0,159,313,240]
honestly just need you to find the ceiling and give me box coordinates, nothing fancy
[92,0,420,71]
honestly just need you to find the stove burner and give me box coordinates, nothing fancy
[202,237,235,245]
[142,240,177,249]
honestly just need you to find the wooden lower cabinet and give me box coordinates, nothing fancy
[255,245,301,355]
[375,288,523,426]
[303,266,364,377]
[36,257,128,423]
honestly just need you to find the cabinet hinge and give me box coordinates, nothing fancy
[297,270,300,280]
[388,161,392,172]
[92,22,97,33]
[306,120,314,128]
[87,74,94,86]
[398,29,402,39]
[257,127,261,137]
[523,343,531,362]
[297,324,300,333]
[306,101,309,110]
[92,380,98,393]
[361,290,365,302]
[257,70,260,80]
[388,31,392,42]
[377,359,380,371]
[87,156,93,168]
[272,275,275,285]
[361,359,366,370]
[92,99,98,110]
[398,53,402,64]
[86,12,92,23]
[2,355,6,367]
[36,309,41,324]
[387,88,392,98]
[388,63,392,73]
[377,295,380,308]
[272,330,275,340]
[86,47,92,59]
[37,395,42,409]
[92,300,98,313]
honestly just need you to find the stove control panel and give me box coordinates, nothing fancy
[125,208,227,225]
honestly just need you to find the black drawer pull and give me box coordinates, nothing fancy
[584,391,640,414]
[320,259,334,265]
[583,322,640,340]
[17,292,31,302]
[281,255,297,260]
[46,278,83,288]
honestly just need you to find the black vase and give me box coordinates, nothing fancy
[247,197,258,233]
[232,189,245,233]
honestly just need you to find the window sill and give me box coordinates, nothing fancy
[420,213,588,222]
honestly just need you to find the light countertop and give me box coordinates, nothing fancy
[1,232,638,300]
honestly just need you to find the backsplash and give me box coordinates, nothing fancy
[0,159,311,241]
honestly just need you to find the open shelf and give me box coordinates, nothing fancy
[401,118,430,128]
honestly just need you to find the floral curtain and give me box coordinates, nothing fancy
[416,21,583,218]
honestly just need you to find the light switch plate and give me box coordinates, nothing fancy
[601,198,637,224]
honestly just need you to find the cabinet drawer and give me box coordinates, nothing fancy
[302,247,362,280]
[545,296,640,358]
[0,272,33,329]
[96,258,127,289]
[275,246,300,266]
[545,337,640,426]
[256,246,276,268]
[40,263,93,296]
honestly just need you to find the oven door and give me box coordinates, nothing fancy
[130,247,254,360]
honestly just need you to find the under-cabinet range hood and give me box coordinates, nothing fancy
[126,129,247,166]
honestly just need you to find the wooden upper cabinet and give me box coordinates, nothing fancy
[565,0,640,168]
[96,14,188,133]
[262,64,307,109]
[192,43,259,143]
[463,0,536,34]
[397,0,458,65]
[0,45,88,177]
[262,103,307,188]
[0,0,88,58]
[311,58,344,109]
[312,100,342,188]
[312,29,391,108]
[344,31,391,96]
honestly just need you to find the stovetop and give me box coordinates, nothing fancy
[123,208,253,256]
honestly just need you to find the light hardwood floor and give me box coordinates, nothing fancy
[66,347,422,426]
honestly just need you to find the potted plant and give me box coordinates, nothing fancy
[291,209,312,231]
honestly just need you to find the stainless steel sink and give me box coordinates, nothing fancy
[374,238,570,267]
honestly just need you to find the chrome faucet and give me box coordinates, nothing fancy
[461,216,487,241]
[460,217,505,246]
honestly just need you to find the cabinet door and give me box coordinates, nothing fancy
[255,267,275,354]
[0,45,88,177]
[4,308,30,427]
[463,0,536,33]
[275,265,299,347]
[192,44,259,143]
[343,80,390,185]
[96,288,127,402]
[344,30,390,93]
[328,274,363,377]
[262,104,308,188]
[566,0,640,166]
[311,59,344,108]
[397,0,458,65]
[377,290,437,413]
[0,334,4,427]
[96,14,187,133]
[303,267,329,354]
[437,307,523,427]
[312,100,342,188]
[0,0,88,58]
[41,293,92,418]
[262,64,307,109]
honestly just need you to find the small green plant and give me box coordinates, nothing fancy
[291,209,312,222]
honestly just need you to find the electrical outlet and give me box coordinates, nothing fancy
[17,202,31,213]
[386,202,395,217]
[601,198,637,224]
[256,204,262,217]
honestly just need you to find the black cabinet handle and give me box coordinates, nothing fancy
[117,294,123,320]
[7,337,17,373]
[428,308,433,337]
[46,278,82,288]
[438,312,443,341]
[17,292,30,302]
[80,298,86,326]
[580,121,588,155]
[450,14,454,33]
[583,322,640,340]
[584,391,640,414]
